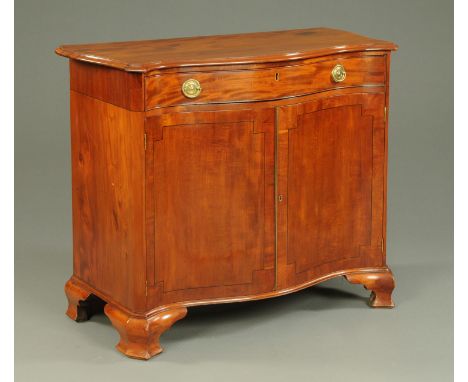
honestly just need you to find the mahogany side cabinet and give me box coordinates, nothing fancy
[56,28,398,360]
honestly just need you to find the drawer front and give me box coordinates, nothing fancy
[145,55,386,109]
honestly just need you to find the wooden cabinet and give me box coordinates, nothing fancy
[57,27,398,360]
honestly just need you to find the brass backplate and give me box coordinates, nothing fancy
[182,78,202,98]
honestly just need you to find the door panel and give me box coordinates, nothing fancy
[146,109,275,306]
[277,93,386,289]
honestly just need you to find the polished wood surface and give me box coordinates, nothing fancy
[104,304,187,360]
[145,53,386,109]
[64,278,93,322]
[345,270,395,307]
[276,92,386,289]
[57,28,397,360]
[70,91,146,313]
[70,60,144,111]
[145,108,275,307]
[56,27,397,72]
[65,278,106,322]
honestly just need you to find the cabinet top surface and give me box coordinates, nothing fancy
[55,27,397,73]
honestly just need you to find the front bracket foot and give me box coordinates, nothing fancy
[104,304,188,360]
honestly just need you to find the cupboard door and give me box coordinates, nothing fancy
[145,108,275,306]
[276,93,387,289]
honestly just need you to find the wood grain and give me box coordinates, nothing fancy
[56,27,397,72]
[145,54,386,109]
[70,60,144,111]
[276,92,386,289]
[145,108,275,307]
[70,91,146,313]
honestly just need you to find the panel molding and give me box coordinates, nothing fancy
[287,104,373,272]
[276,93,386,289]
[145,109,275,307]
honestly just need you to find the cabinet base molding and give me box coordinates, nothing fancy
[344,269,395,308]
[64,266,395,359]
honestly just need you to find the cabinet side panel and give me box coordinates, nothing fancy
[70,60,144,111]
[70,91,146,312]
[383,53,392,263]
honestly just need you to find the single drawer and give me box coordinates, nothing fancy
[145,54,386,109]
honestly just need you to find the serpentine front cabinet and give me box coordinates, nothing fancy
[56,28,398,360]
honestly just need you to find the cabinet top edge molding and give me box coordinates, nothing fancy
[55,27,398,73]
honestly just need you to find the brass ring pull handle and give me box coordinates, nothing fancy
[331,64,346,83]
[182,79,202,98]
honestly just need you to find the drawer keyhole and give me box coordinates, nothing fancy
[275,72,280,81]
